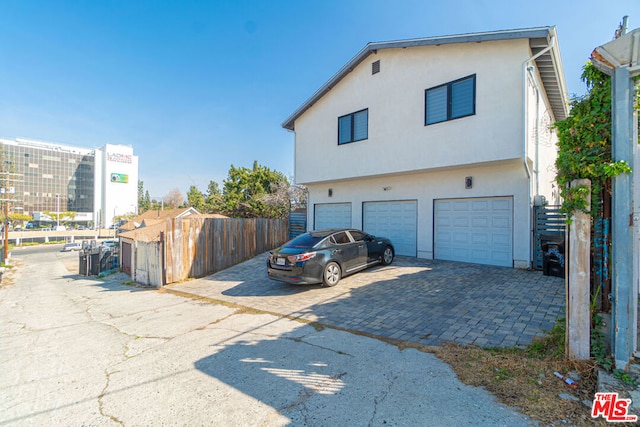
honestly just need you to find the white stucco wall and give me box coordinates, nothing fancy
[291,36,566,268]
[294,39,532,184]
[306,160,530,266]
[525,67,561,207]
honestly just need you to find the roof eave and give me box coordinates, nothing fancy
[282,27,560,130]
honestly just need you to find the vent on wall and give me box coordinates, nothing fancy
[372,60,380,75]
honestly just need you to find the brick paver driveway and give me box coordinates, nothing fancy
[169,254,565,348]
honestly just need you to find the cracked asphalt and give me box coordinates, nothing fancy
[0,247,536,426]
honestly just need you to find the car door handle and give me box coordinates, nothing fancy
[358,244,365,248]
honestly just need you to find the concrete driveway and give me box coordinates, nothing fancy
[170,254,565,348]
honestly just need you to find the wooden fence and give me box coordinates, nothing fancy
[155,217,288,285]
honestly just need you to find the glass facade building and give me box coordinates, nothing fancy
[0,138,138,227]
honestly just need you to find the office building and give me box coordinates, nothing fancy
[0,138,139,228]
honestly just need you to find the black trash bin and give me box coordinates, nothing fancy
[541,233,565,278]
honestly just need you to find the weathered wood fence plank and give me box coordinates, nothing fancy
[160,217,288,285]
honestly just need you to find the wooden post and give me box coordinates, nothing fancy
[566,179,591,360]
[567,178,591,359]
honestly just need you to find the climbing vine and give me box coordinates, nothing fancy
[554,62,637,217]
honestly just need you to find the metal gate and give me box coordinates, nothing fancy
[289,210,307,239]
[533,206,566,270]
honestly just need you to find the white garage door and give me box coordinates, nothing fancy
[363,201,417,257]
[314,203,352,230]
[434,197,513,267]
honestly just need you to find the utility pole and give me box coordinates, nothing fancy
[591,19,640,370]
[0,173,18,263]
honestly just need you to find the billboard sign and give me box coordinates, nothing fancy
[111,173,129,183]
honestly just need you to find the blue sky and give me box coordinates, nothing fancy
[1,0,638,199]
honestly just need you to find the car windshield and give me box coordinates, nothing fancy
[283,233,324,249]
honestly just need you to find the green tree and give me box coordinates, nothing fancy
[138,180,151,212]
[150,198,162,211]
[205,180,224,213]
[554,62,637,216]
[144,190,151,211]
[186,185,206,212]
[222,161,289,218]
[42,210,76,226]
[0,213,32,229]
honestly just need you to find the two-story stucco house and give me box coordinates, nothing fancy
[283,27,569,269]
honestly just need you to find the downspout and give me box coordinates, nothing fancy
[522,34,556,267]
[523,35,556,180]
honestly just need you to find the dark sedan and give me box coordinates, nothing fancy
[267,229,394,287]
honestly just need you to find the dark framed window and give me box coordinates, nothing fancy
[425,75,475,125]
[348,230,367,241]
[338,109,368,145]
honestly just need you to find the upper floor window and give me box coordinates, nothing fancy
[425,75,476,125]
[338,109,368,145]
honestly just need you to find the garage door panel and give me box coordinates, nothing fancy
[453,216,469,227]
[435,197,513,267]
[453,201,470,211]
[492,252,511,264]
[364,201,417,257]
[436,216,451,227]
[453,232,469,244]
[470,250,490,262]
[492,233,511,245]
[315,203,352,230]
[436,231,452,243]
[471,233,489,245]
[472,200,490,211]
[492,199,512,211]
[471,217,489,228]
[492,217,510,228]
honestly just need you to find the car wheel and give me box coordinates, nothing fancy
[381,246,394,265]
[322,262,341,287]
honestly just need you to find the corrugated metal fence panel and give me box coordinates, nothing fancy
[135,240,163,287]
[533,206,566,270]
[289,210,307,239]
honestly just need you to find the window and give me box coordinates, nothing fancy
[330,231,352,244]
[338,109,368,145]
[348,230,367,242]
[425,75,475,125]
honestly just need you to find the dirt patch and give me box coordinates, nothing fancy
[433,343,612,426]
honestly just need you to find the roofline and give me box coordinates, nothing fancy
[282,26,566,130]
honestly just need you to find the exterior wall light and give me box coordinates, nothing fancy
[465,177,473,189]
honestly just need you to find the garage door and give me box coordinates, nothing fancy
[434,197,513,267]
[363,201,417,257]
[314,203,352,230]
